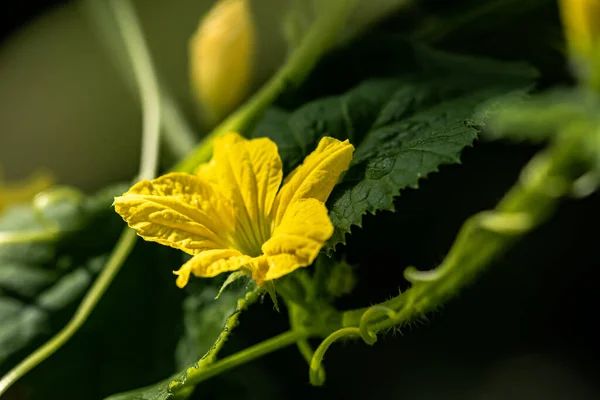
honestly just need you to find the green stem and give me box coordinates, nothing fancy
[342,140,584,335]
[0,228,137,396]
[170,330,310,393]
[80,0,197,160]
[109,0,161,180]
[0,1,162,395]
[172,0,359,173]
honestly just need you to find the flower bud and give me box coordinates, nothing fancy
[559,0,600,89]
[189,0,255,125]
[326,259,356,298]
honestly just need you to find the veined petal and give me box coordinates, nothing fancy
[261,198,333,281]
[197,133,283,252]
[114,172,233,254]
[174,249,253,288]
[272,137,354,226]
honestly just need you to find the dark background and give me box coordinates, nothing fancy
[2,1,599,399]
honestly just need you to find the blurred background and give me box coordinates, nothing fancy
[1,1,599,399]
[0,0,290,191]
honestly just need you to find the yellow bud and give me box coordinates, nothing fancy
[189,0,255,125]
[559,0,600,88]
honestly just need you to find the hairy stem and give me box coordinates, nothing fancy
[342,140,584,334]
[170,330,311,394]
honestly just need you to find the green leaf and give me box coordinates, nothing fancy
[253,41,537,253]
[105,283,260,400]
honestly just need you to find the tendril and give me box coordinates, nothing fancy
[358,306,398,344]
[309,328,360,386]
[308,305,401,385]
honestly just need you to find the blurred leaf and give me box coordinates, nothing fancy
[0,184,128,368]
[254,40,538,253]
[0,183,189,400]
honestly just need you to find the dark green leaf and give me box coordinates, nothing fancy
[254,42,538,253]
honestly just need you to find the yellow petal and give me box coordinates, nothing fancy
[272,137,354,226]
[197,133,283,253]
[114,172,233,254]
[261,198,333,281]
[174,249,252,288]
[190,0,255,124]
[194,132,245,178]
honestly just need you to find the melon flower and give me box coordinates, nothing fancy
[114,133,354,287]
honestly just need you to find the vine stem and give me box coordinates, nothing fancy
[306,139,587,384]
[172,0,359,173]
[0,0,162,395]
[341,139,585,337]
[171,330,311,394]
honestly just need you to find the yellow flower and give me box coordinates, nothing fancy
[189,0,255,125]
[114,133,354,287]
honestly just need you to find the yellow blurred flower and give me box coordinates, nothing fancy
[189,0,255,125]
[559,0,600,88]
[114,133,354,287]
[0,169,53,212]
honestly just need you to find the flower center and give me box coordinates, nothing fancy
[231,214,272,257]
